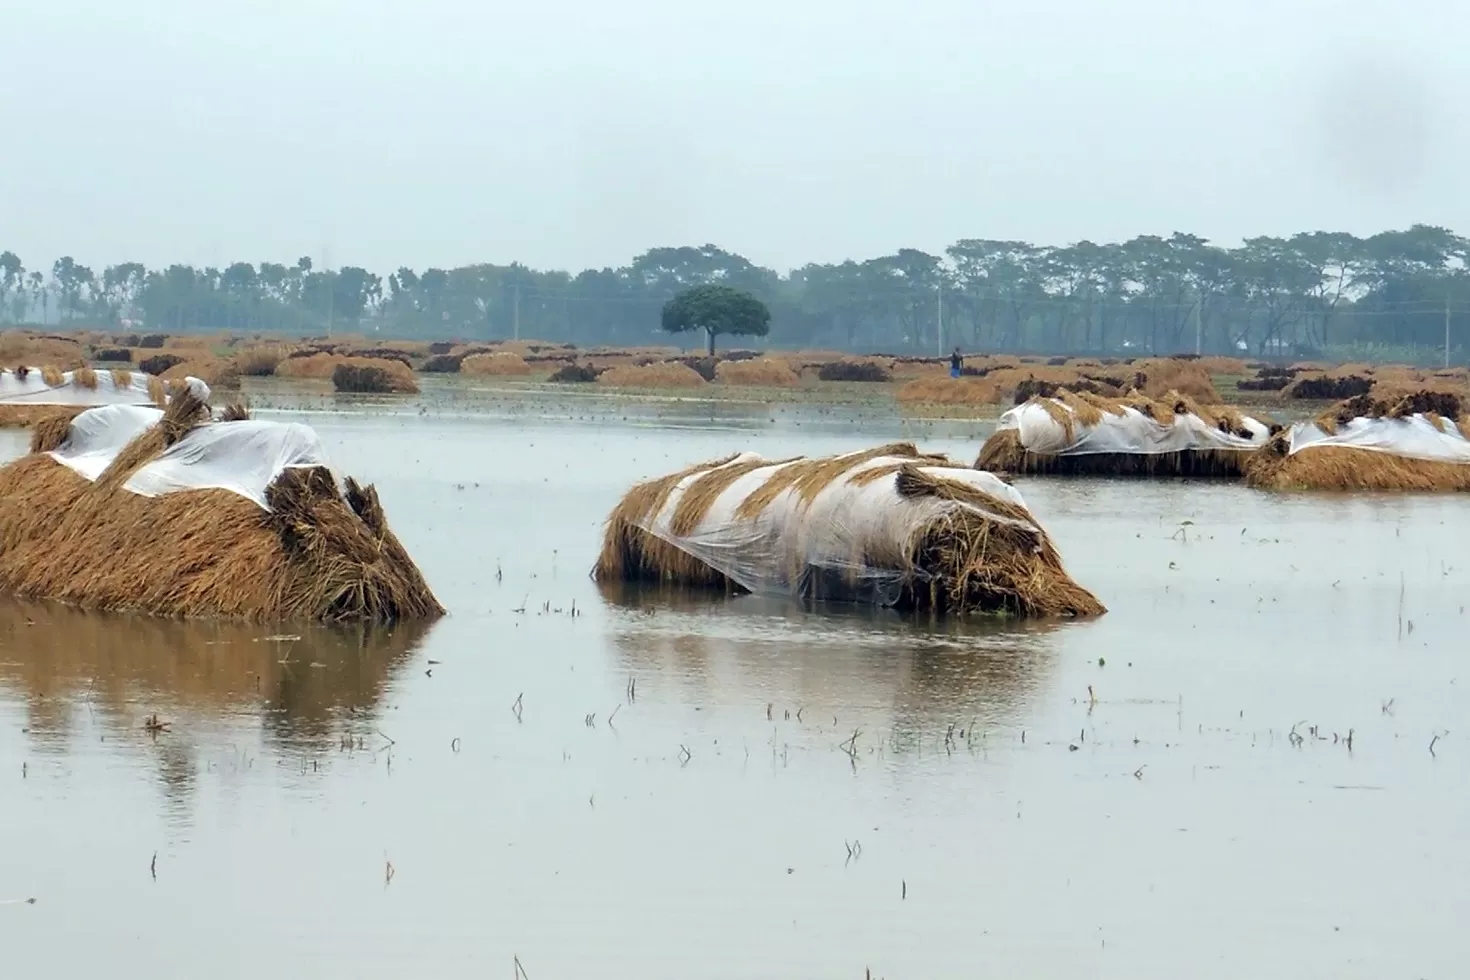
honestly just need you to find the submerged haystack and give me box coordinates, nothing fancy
[1245,388,1470,491]
[0,389,443,621]
[0,364,165,427]
[975,390,1275,478]
[593,443,1104,617]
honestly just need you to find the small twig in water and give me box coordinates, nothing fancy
[608,704,621,730]
[384,859,395,885]
[678,745,691,766]
[512,693,523,722]
[150,852,157,880]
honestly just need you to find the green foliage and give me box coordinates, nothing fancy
[660,283,771,354]
[0,226,1468,361]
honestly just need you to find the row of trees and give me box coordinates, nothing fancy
[3,225,1468,359]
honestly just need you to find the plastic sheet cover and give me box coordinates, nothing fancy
[45,407,332,510]
[997,400,1271,456]
[635,451,1044,606]
[1286,414,1470,464]
[0,366,158,405]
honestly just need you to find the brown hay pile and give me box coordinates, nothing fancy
[1245,431,1470,492]
[0,332,87,370]
[161,357,241,390]
[273,351,345,379]
[108,368,133,389]
[461,352,533,376]
[817,359,893,382]
[93,347,132,363]
[421,354,464,373]
[548,363,603,383]
[976,428,1252,478]
[138,353,184,376]
[597,362,709,389]
[277,353,418,392]
[0,392,443,621]
[1129,359,1221,402]
[73,366,98,389]
[234,345,287,376]
[594,447,1103,617]
[40,365,64,387]
[332,363,419,394]
[894,376,1002,406]
[137,334,166,349]
[714,357,802,387]
[1287,373,1372,400]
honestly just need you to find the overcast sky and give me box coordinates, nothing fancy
[1,0,1464,275]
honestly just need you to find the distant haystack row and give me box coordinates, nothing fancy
[1246,390,1470,492]
[0,365,166,426]
[976,390,1276,478]
[594,444,1103,618]
[0,388,442,622]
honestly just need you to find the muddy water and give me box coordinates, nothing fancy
[2,401,1468,980]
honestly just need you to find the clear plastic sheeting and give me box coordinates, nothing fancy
[998,399,1271,456]
[635,451,1042,606]
[47,405,164,481]
[42,405,332,511]
[0,366,157,405]
[1287,415,1470,464]
[125,420,330,509]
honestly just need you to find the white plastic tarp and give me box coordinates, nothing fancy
[125,420,329,509]
[1286,414,1470,464]
[0,366,158,405]
[997,399,1270,456]
[634,450,1042,605]
[43,406,332,511]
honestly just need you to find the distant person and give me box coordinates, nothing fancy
[949,347,963,378]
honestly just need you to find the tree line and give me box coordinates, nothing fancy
[3,224,1468,360]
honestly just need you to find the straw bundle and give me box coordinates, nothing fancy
[597,362,709,389]
[0,404,86,430]
[1246,387,1470,491]
[714,357,802,387]
[894,376,1003,406]
[161,356,241,390]
[974,392,1270,478]
[0,331,87,369]
[461,352,533,376]
[0,390,443,622]
[817,359,893,382]
[1129,359,1221,402]
[234,345,287,376]
[594,445,1103,617]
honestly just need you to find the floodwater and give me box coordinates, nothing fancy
[2,387,1468,979]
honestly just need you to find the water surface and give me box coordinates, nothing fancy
[1,397,1466,979]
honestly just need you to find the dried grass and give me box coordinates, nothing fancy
[71,366,98,389]
[597,362,709,389]
[109,368,133,389]
[975,428,1253,478]
[462,352,533,376]
[147,375,166,407]
[276,353,417,392]
[1245,436,1470,492]
[235,346,287,376]
[0,396,443,622]
[894,377,1003,406]
[331,362,420,394]
[714,357,802,387]
[593,449,1104,617]
[41,365,64,387]
[0,332,87,370]
[1129,359,1221,402]
[160,356,241,390]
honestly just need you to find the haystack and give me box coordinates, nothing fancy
[1245,388,1470,491]
[0,363,166,427]
[462,352,533,376]
[894,376,1003,407]
[713,357,802,387]
[597,362,708,389]
[593,444,1104,617]
[0,390,443,621]
[976,391,1273,478]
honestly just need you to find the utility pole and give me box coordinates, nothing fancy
[1445,292,1451,368]
[513,284,521,341]
[936,283,943,356]
[323,246,334,338]
[1194,294,1203,355]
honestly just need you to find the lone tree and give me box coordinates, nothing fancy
[660,283,771,355]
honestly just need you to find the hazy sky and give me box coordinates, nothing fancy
[2,0,1465,274]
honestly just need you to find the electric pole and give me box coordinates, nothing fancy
[513,284,521,341]
[936,283,943,356]
[1445,292,1451,368]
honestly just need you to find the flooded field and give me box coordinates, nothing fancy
[2,386,1467,979]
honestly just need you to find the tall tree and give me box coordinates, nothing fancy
[661,283,771,355]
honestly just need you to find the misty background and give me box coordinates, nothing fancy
[2,0,1463,273]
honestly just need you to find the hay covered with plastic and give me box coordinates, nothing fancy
[976,389,1274,478]
[0,384,443,622]
[0,364,164,427]
[593,443,1103,617]
[1245,388,1470,491]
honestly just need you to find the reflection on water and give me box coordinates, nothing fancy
[599,579,1074,753]
[0,596,434,752]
